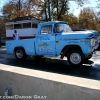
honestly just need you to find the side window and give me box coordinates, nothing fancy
[14,24,22,29]
[54,24,71,33]
[54,24,63,33]
[23,23,31,28]
[54,25,62,33]
[6,25,13,30]
[32,23,37,28]
[41,25,52,34]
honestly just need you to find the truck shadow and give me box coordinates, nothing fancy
[1,56,100,81]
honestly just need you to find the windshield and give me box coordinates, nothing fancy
[54,23,72,33]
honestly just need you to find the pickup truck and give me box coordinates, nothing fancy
[6,21,100,66]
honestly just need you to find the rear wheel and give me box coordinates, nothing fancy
[67,50,84,66]
[14,48,28,61]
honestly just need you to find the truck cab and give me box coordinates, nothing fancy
[6,21,100,66]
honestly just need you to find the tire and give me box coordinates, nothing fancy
[14,48,28,61]
[67,50,84,66]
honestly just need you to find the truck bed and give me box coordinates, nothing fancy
[6,39,35,55]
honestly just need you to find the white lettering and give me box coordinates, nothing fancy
[41,96,44,99]
[44,96,47,99]
[15,95,19,99]
[38,96,40,99]
[2,96,6,99]
[14,95,32,99]
[33,95,47,99]
[34,95,38,99]
[1,95,46,99]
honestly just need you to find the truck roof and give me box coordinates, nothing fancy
[39,21,68,25]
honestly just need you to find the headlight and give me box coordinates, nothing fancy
[90,38,96,47]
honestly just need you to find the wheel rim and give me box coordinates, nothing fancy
[70,53,81,64]
[16,49,23,58]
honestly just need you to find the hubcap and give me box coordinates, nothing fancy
[70,53,81,64]
[16,49,23,58]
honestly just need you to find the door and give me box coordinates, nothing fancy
[36,25,56,55]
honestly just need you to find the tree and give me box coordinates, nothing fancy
[0,17,6,38]
[63,13,79,28]
[2,0,41,20]
[79,7,96,29]
[2,0,89,22]
[39,0,88,21]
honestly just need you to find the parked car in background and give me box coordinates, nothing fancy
[72,28,87,31]
[0,38,6,45]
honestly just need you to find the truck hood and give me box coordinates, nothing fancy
[61,30,99,39]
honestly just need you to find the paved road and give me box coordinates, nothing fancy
[0,46,100,80]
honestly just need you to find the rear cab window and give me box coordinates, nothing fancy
[41,25,52,35]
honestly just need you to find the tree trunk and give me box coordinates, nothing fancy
[48,0,51,21]
[44,2,48,21]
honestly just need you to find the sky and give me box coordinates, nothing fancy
[69,0,99,17]
[0,0,6,8]
[0,0,99,17]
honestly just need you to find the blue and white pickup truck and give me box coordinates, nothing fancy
[6,21,100,66]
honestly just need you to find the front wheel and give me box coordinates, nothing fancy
[14,48,28,61]
[67,50,84,67]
